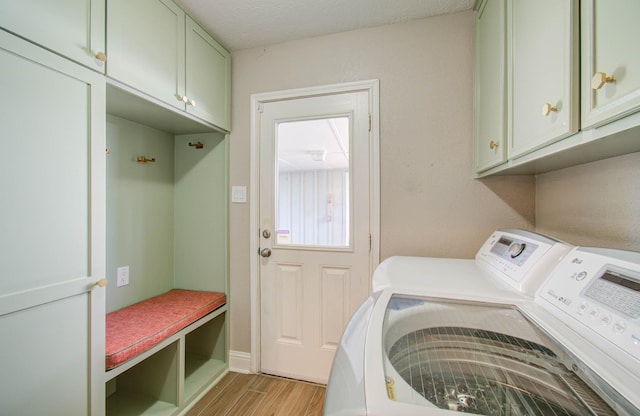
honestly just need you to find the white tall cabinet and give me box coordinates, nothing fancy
[0,31,106,415]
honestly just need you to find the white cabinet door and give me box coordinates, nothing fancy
[185,17,231,131]
[0,32,105,416]
[107,0,186,111]
[474,0,507,173]
[508,0,578,158]
[581,0,640,128]
[0,0,105,72]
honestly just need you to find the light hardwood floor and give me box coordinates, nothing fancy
[186,372,325,416]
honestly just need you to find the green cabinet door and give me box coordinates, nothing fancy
[107,0,231,131]
[582,0,640,128]
[508,0,578,158]
[474,0,507,173]
[0,31,106,415]
[0,0,105,72]
[186,17,231,131]
[107,0,186,111]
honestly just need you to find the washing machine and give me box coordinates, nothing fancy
[324,229,640,415]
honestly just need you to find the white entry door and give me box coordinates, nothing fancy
[258,88,373,383]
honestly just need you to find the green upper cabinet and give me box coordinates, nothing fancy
[581,0,640,129]
[107,0,186,111]
[508,0,578,159]
[186,17,231,132]
[0,0,106,72]
[474,0,507,173]
[474,0,640,176]
[107,0,231,131]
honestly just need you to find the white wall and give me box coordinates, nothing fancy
[536,151,640,250]
[228,11,536,354]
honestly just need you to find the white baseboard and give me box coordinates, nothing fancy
[229,350,252,374]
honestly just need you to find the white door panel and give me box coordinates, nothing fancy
[259,90,371,383]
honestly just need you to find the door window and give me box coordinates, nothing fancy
[275,116,350,248]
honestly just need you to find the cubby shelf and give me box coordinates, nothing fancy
[105,309,228,416]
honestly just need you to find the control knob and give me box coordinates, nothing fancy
[508,242,526,258]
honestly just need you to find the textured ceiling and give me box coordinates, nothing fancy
[176,0,475,51]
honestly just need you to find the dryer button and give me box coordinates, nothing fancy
[600,314,612,326]
[577,302,588,315]
[589,308,600,319]
[614,321,627,335]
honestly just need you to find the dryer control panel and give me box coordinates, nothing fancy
[537,247,640,362]
[476,229,572,295]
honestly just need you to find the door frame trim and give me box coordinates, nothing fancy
[249,79,380,373]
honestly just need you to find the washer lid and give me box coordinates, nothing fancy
[382,295,617,416]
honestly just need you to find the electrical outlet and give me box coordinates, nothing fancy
[117,266,130,287]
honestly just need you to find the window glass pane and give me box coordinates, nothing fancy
[276,117,350,247]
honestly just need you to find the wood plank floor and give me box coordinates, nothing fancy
[186,372,326,416]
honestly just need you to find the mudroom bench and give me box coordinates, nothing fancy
[105,289,228,416]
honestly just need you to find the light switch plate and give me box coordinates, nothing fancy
[117,266,130,287]
[231,186,247,203]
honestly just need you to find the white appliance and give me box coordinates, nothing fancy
[324,229,640,415]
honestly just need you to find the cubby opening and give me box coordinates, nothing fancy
[106,341,180,416]
[184,310,228,401]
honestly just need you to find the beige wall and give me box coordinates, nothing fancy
[536,151,640,250]
[228,11,536,354]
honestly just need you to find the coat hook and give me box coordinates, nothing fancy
[137,156,156,164]
[189,141,204,149]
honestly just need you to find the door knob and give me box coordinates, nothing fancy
[260,248,272,258]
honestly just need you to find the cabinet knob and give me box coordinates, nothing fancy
[542,103,558,116]
[177,95,188,103]
[187,98,196,107]
[95,51,107,62]
[591,72,615,90]
[95,278,108,288]
[489,140,499,150]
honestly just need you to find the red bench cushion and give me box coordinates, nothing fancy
[105,289,226,370]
